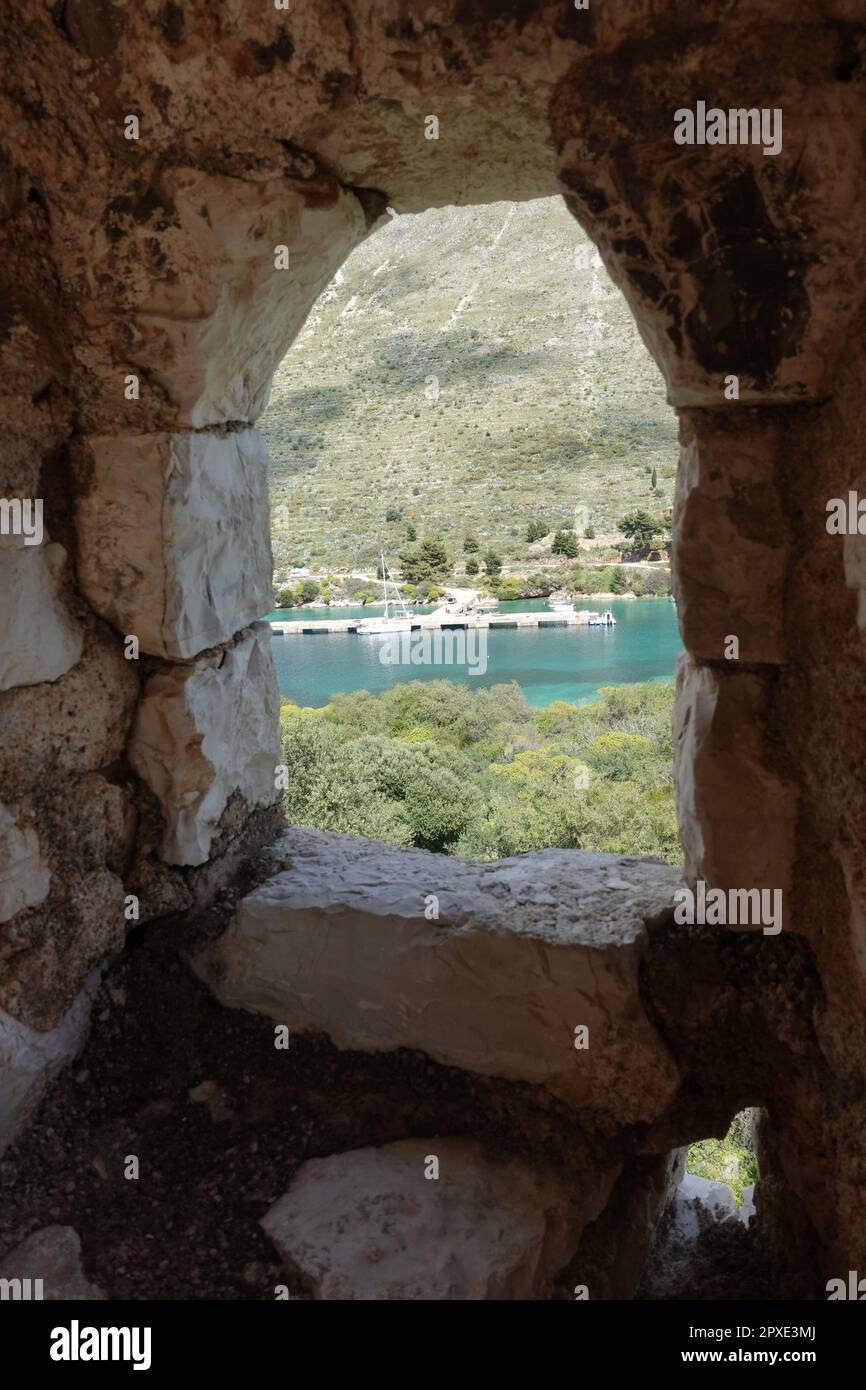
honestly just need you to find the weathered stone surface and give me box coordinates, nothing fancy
[0,976,97,1156]
[673,414,788,664]
[0,627,139,798]
[5,0,866,1293]
[77,430,272,660]
[194,827,682,1124]
[567,1149,685,1300]
[129,624,281,866]
[674,655,798,911]
[87,169,373,430]
[0,538,83,690]
[0,775,135,1031]
[0,804,50,924]
[740,1184,756,1228]
[260,1138,613,1300]
[0,1226,105,1299]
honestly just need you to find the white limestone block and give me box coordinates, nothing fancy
[76,429,272,660]
[128,623,281,866]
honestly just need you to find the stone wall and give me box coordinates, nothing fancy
[3,0,866,1293]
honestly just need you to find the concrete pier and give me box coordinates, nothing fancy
[269,610,612,636]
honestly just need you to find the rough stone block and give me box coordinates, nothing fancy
[128,624,281,866]
[193,827,683,1124]
[76,429,272,660]
[0,1226,105,1299]
[0,628,139,798]
[0,775,135,1033]
[0,538,83,690]
[674,655,798,912]
[96,168,371,428]
[0,976,97,1157]
[672,416,787,664]
[261,1138,615,1300]
[0,803,50,923]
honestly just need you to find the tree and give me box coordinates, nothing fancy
[277,587,295,607]
[618,509,661,558]
[405,522,417,542]
[280,716,484,853]
[399,537,450,584]
[465,557,480,576]
[551,529,580,558]
[483,549,503,577]
[610,566,629,594]
[298,579,320,603]
[526,518,550,543]
[650,467,657,491]
[463,534,479,554]
[585,523,596,540]
[385,507,401,522]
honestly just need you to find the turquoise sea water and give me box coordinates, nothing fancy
[263,598,682,709]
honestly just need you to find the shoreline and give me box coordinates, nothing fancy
[272,591,672,613]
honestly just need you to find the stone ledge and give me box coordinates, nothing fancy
[192,828,684,1126]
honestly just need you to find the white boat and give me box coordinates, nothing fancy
[588,609,616,627]
[549,601,576,614]
[356,550,415,635]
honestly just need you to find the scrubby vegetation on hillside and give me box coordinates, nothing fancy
[262,198,677,577]
[280,678,680,862]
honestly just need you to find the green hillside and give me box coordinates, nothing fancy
[261,197,677,582]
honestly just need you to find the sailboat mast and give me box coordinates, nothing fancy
[381,549,389,621]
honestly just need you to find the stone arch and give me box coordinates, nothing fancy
[3,0,866,1294]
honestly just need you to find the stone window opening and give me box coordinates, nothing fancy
[1,1,862,1305]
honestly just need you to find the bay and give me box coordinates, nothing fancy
[263,598,682,709]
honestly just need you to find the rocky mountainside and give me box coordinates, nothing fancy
[261,197,677,576]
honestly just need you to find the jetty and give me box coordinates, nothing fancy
[270,608,615,636]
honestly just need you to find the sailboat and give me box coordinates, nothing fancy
[355,551,415,635]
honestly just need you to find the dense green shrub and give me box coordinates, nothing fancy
[281,679,680,863]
